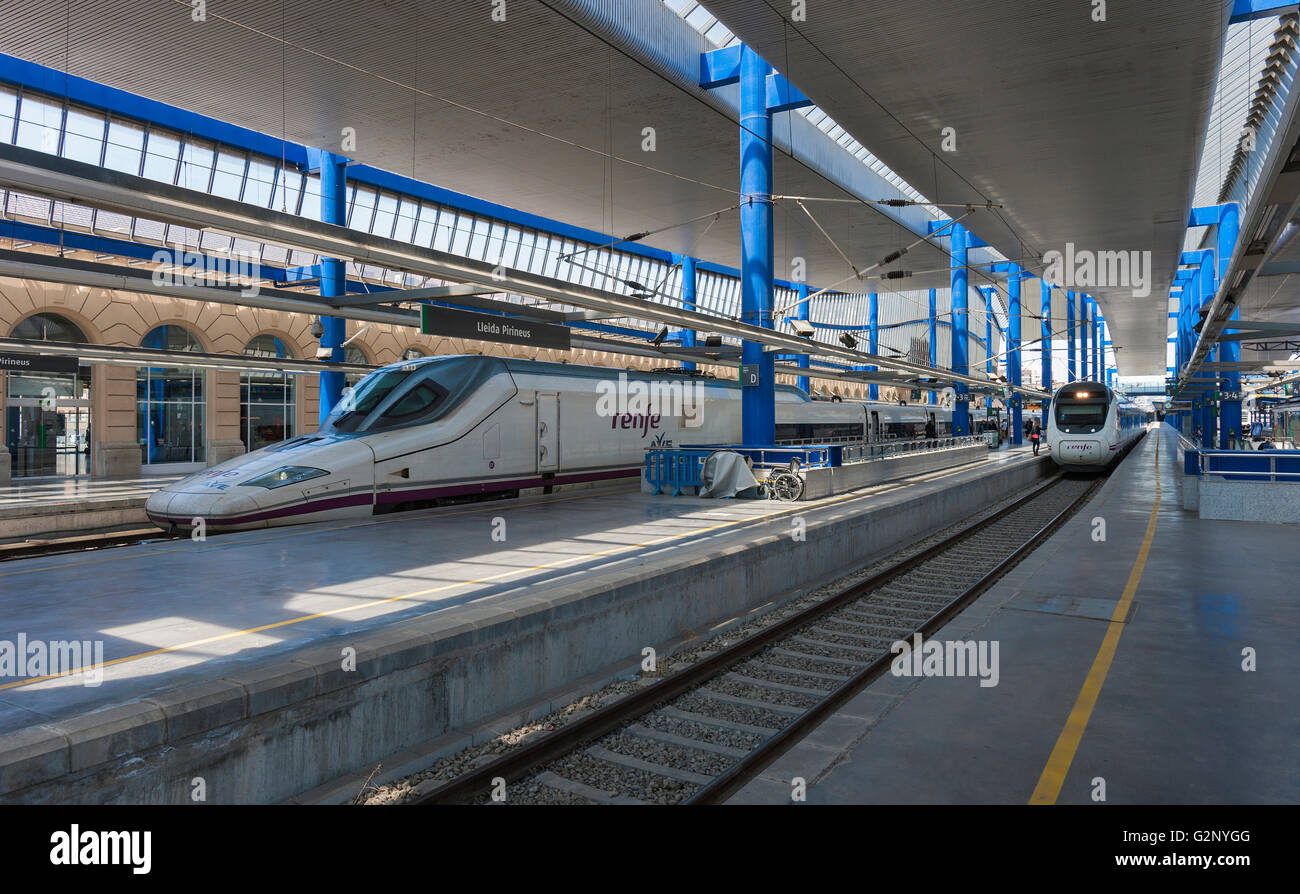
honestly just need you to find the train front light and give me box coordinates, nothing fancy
[244,466,329,489]
[1075,391,1089,398]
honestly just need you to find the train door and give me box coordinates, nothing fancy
[536,393,559,473]
[870,411,881,442]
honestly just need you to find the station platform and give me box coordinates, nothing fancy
[730,423,1299,805]
[0,476,179,539]
[0,441,1049,803]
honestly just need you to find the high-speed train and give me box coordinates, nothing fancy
[1045,380,1147,471]
[146,355,955,532]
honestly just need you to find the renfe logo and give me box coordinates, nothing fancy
[611,413,661,438]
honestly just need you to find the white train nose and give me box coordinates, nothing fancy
[146,489,263,530]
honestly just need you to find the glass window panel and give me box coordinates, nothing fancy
[0,86,16,142]
[15,94,63,154]
[467,219,489,259]
[261,243,288,264]
[300,174,321,220]
[349,186,376,230]
[244,158,277,207]
[130,216,166,241]
[61,106,104,164]
[371,192,398,237]
[432,212,454,252]
[393,198,418,243]
[210,150,246,199]
[103,119,145,173]
[178,137,215,190]
[142,129,181,183]
[413,204,437,246]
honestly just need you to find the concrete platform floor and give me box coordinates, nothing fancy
[730,424,1300,805]
[0,445,1041,737]
[0,475,179,511]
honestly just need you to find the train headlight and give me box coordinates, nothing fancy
[244,466,329,489]
[1075,391,1089,398]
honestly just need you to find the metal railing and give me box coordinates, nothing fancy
[1190,449,1300,483]
[839,436,983,464]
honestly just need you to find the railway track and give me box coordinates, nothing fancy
[410,471,1105,806]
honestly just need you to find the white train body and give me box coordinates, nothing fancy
[1045,381,1146,471]
[146,355,953,531]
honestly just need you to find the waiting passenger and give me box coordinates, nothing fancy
[925,414,937,447]
[1030,420,1041,456]
[1259,439,1276,450]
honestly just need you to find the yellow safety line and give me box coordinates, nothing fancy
[1029,435,1161,804]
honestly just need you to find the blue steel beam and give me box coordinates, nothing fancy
[928,288,939,406]
[702,43,813,443]
[675,253,698,372]
[318,152,349,424]
[868,291,879,401]
[950,222,971,436]
[1066,291,1077,382]
[1006,266,1024,444]
[1229,0,1299,24]
[796,282,810,393]
[1040,279,1052,426]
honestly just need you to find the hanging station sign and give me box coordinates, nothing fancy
[420,305,571,351]
[0,352,80,375]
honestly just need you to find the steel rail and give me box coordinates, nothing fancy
[411,469,1077,806]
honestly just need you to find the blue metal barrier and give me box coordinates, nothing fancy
[644,449,712,496]
[1185,448,1300,482]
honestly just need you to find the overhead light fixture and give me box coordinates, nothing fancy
[651,326,668,347]
[790,319,815,337]
[840,333,857,350]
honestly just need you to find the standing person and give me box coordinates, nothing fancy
[1030,420,1041,456]
[924,413,937,448]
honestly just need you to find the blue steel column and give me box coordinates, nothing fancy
[950,225,971,436]
[1066,290,1077,382]
[928,288,938,405]
[1007,267,1023,445]
[1041,279,1052,426]
[867,292,879,401]
[796,282,810,394]
[679,254,697,372]
[1076,296,1086,379]
[982,287,994,412]
[318,152,348,424]
[739,45,775,443]
[1198,249,1218,448]
[1217,203,1242,447]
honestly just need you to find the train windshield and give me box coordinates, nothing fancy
[327,370,414,432]
[323,356,508,434]
[1055,403,1107,427]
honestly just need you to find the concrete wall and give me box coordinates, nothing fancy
[0,454,1052,804]
[1198,478,1300,523]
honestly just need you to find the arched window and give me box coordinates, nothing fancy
[11,312,86,344]
[6,313,92,477]
[137,325,205,466]
[344,344,370,388]
[241,334,296,451]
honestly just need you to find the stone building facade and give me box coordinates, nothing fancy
[1,276,889,482]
